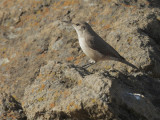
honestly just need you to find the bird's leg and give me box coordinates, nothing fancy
[89,59,96,64]
[82,59,96,68]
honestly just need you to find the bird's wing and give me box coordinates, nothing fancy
[86,34,124,60]
[85,33,138,69]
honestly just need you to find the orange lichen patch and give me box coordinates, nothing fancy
[16,13,38,27]
[24,14,37,22]
[103,24,111,29]
[42,7,50,16]
[78,80,82,86]
[63,0,79,6]
[33,22,39,26]
[32,88,34,93]
[63,90,71,98]
[39,84,45,91]
[52,0,73,11]
[37,48,42,52]
[15,21,23,27]
[50,103,55,108]
[52,1,62,10]
[121,3,136,8]
[2,0,15,8]
[70,101,75,106]
[131,6,138,14]
[38,53,46,58]
[63,1,70,6]
[31,0,43,8]
[21,101,25,107]
[67,101,74,111]
[76,54,86,59]
[54,91,59,96]
[67,101,79,111]
[90,21,98,25]
[74,104,79,109]
[41,77,48,82]
[37,73,43,79]
[59,91,63,95]
[74,59,80,65]
[11,115,17,119]
[66,56,75,61]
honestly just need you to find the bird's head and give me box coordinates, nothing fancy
[72,22,91,36]
[62,21,92,37]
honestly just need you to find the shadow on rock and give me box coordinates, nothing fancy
[138,18,160,45]
[69,64,93,78]
[147,0,160,8]
[137,18,160,77]
[105,70,160,120]
[0,93,27,120]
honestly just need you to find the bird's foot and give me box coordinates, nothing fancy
[82,59,96,68]
[89,59,96,64]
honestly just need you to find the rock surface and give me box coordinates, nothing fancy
[0,0,160,120]
[0,93,27,120]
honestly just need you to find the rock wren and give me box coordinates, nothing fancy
[67,21,137,69]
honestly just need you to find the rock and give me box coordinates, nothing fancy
[0,92,27,120]
[22,62,160,120]
[0,0,160,119]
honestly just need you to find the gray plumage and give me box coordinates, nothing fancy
[71,21,137,69]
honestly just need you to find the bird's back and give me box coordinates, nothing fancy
[84,27,124,61]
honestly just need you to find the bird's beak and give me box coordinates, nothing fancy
[61,21,73,26]
[71,23,76,28]
[61,21,76,30]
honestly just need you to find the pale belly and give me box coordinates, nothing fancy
[78,37,104,62]
[79,38,88,54]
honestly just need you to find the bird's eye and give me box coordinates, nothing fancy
[76,23,80,26]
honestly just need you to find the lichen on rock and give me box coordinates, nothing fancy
[0,0,160,120]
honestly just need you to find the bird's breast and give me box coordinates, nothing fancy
[78,37,88,52]
[78,36,106,62]
[78,37,98,61]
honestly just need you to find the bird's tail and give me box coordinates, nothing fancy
[119,58,138,70]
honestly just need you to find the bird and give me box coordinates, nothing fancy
[64,21,138,69]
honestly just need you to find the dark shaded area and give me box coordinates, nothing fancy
[104,70,160,120]
[121,0,160,8]
[110,103,147,120]
[35,109,93,120]
[147,0,160,8]
[0,93,27,120]
[137,18,160,77]
[139,18,160,45]
[69,64,93,78]
[123,0,138,5]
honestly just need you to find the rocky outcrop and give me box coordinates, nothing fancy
[22,62,160,120]
[0,0,160,119]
